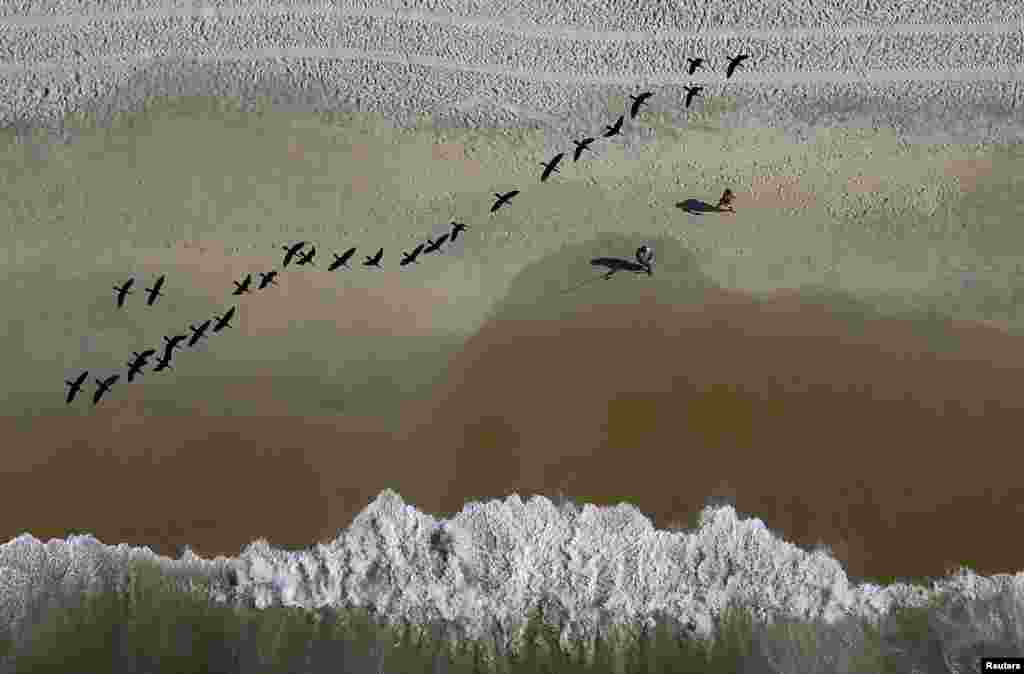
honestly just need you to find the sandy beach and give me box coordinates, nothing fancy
[1,0,1023,585]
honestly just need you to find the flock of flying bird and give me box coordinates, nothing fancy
[487,53,748,217]
[65,220,472,406]
[67,272,241,405]
[63,52,752,407]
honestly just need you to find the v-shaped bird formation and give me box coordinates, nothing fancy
[67,52,753,407]
[64,267,247,406]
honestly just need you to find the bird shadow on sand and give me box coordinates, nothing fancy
[675,198,728,215]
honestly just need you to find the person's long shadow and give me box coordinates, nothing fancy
[675,198,727,215]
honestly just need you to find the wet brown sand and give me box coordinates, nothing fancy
[3,285,1023,585]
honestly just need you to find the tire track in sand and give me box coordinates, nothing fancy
[1,48,1020,86]
[0,5,1020,91]
[0,2,1021,41]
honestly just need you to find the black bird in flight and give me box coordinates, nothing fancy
[423,233,449,254]
[125,349,155,381]
[590,245,655,280]
[295,246,317,267]
[491,190,520,213]
[232,273,252,296]
[212,306,237,333]
[144,274,166,306]
[572,137,595,162]
[686,57,706,75]
[539,152,565,183]
[113,278,134,308]
[400,243,426,267]
[328,247,357,271]
[161,337,176,357]
[152,352,174,373]
[726,53,751,79]
[449,222,468,242]
[187,319,212,347]
[683,85,704,109]
[257,270,279,290]
[156,350,174,372]
[65,370,89,405]
[603,115,624,138]
[92,374,119,405]
[125,358,147,383]
[629,92,654,119]
[163,334,188,355]
[130,348,157,365]
[363,248,384,268]
[281,241,306,267]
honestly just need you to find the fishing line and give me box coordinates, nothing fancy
[557,273,610,296]
[489,272,611,317]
